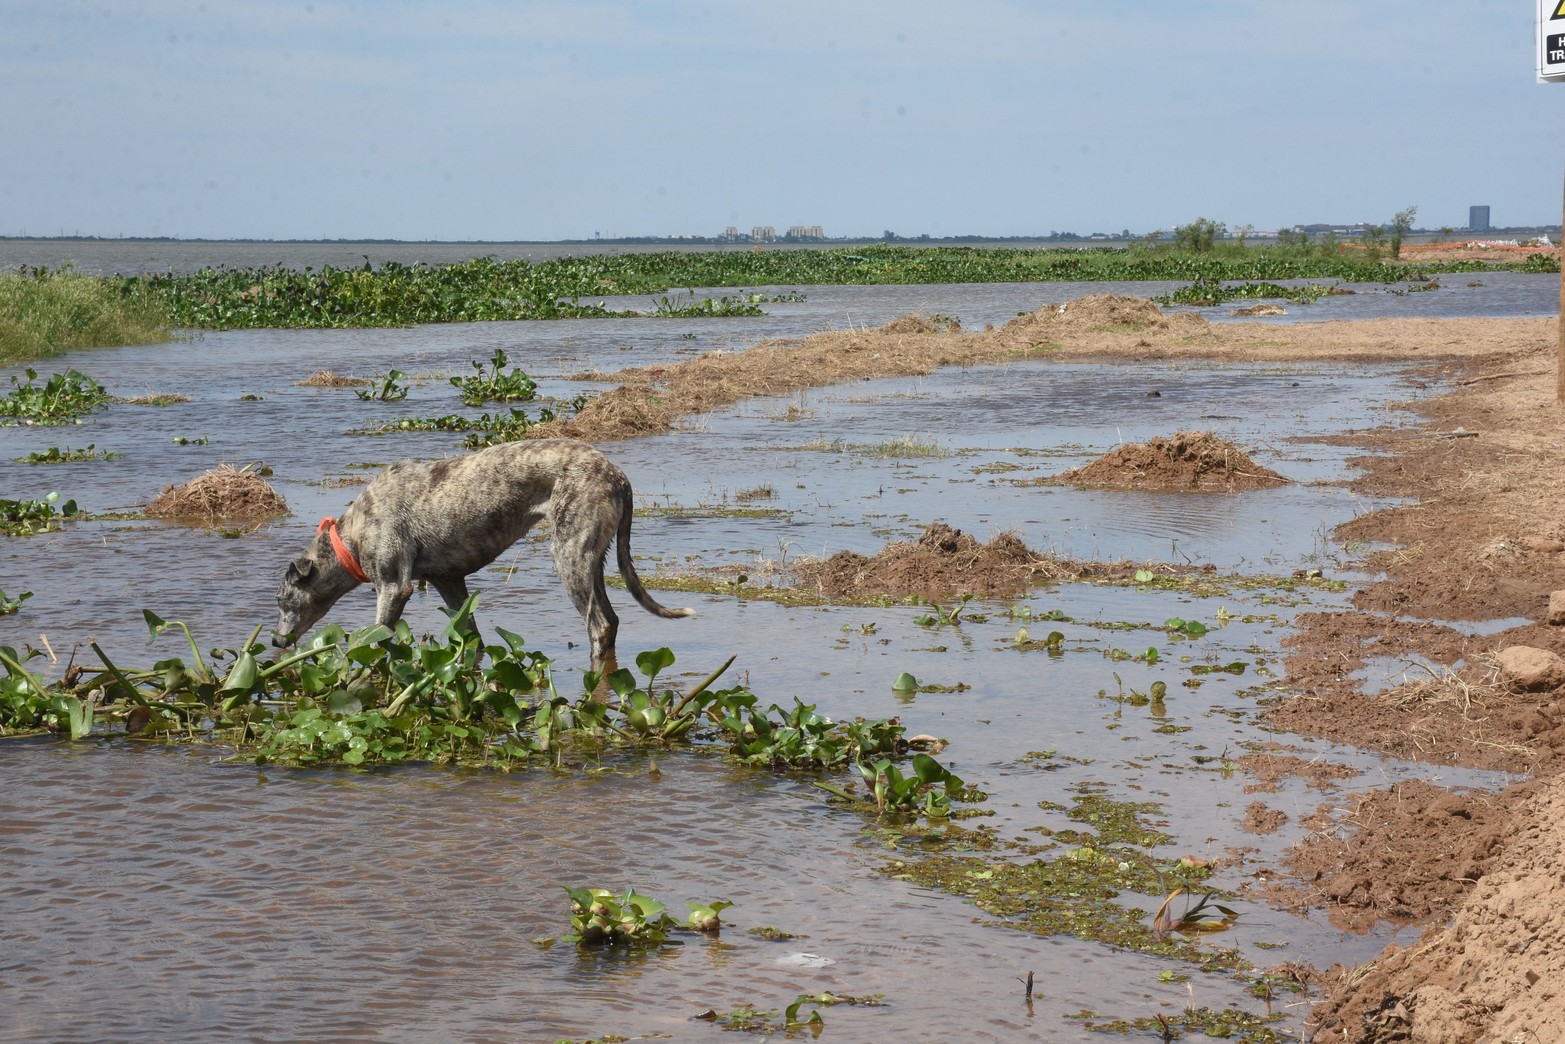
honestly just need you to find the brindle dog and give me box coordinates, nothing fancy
[274,439,692,664]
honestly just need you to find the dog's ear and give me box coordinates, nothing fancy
[286,558,316,583]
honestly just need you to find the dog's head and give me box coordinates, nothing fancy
[273,551,345,647]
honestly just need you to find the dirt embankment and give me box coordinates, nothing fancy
[1259,340,1565,1041]
[534,294,1548,443]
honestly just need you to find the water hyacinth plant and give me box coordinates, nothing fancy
[16,444,117,464]
[561,886,720,948]
[0,368,110,424]
[0,492,79,535]
[451,348,537,406]
[354,369,410,401]
[0,600,972,822]
[114,243,1550,334]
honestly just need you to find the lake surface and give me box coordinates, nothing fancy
[0,274,1529,1041]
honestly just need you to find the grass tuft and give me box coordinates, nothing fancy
[0,267,173,364]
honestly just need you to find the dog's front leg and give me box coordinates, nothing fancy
[374,582,415,626]
[431,577,482,644]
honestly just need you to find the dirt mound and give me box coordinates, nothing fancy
[794,521,1116,601]
[146,464,289,521]
[1052,431,1289,491]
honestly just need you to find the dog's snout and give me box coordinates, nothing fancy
[271,632,294,649]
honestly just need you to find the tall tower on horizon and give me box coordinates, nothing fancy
[1468,205,1491,232]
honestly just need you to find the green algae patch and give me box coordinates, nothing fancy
[1067,1005,1292,1041]
[877,785,1241,970]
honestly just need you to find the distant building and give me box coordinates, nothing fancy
[751,226,777,243]
[1293,222,1372,238]
[1468,205,1491,232]
[720,226,742,243]
[784,225,825,241]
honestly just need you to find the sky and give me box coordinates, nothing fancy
[2,0,1563,242]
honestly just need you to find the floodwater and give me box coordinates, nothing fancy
[0,277,1535,1042]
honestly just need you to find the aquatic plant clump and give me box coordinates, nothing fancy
[16,444,117,464]
[451,348,538,406]
[1156,276,1335,307]
[561,886,734,948]
[145,463,289,521]
[0,492,79,536]
[0,367,110,424]
[0,607,971,830]
[354,370,409,401]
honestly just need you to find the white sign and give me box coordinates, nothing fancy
[1541,0,1565,82]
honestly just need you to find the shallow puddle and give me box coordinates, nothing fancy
[0,288,1525,1041]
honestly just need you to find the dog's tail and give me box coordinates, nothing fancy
[617,493,695,621]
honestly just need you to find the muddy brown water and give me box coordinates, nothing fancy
[0,285,1528,1041]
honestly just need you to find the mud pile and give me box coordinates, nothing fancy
[146,464,289,520]
[793,521,1073,600]
[1053,430,1289,491]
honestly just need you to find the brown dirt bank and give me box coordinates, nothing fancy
[1258,326,1565,1041]
[551,293,1563,1040]
[531,295,1550,442]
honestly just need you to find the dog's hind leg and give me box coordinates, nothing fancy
[564,554,619,666]
[549,526,619,666]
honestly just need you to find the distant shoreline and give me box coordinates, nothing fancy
[4,227,1559,247]
[0,234,1120,246]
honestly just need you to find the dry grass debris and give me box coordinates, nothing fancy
[146,463,289,521]
[297,370,370,388]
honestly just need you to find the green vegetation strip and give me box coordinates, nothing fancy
[124,245,1551,331]
[4,242,1553,361]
